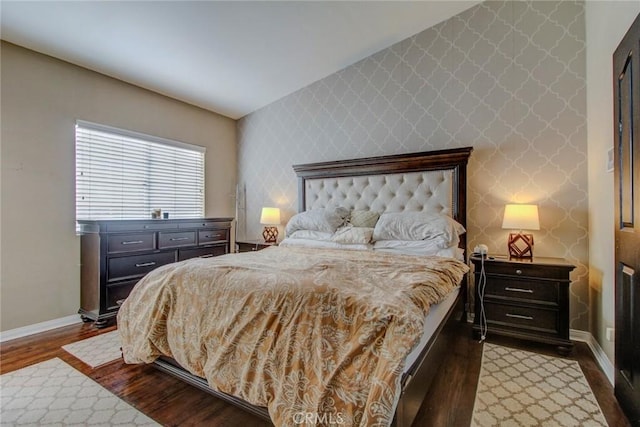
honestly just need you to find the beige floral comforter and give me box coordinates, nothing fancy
[118,246,468,426]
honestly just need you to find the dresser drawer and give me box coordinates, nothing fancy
[107,222,175,232]
[107,252,176,282]
[486,263,568,280]
[483,277,559,305]
[107,233,155,254]
[105,280,137,311]
[158,231,196,248]
[178,245,227,261]
[198,229,228,245]
[179,221,222,229]
[485,301,559,335]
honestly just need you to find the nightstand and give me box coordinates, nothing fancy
[236,240,277,253]
[471,255,575,355]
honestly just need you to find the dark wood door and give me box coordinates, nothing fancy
[614,12,640,426]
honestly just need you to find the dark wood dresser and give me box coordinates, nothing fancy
[78,218,233,327]
[471,255,575,355]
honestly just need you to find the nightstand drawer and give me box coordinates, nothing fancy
[237,241,274,252]
[483,277,559,305]
[486,262,568,280]
[158,231,196,248]
[107,233,155,254]
[178,245,227,260]
[485,302,559,334]
[107,251,176,282]
[198,229,228,245]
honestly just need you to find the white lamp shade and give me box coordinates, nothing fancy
[260,207,281,225]
[502,204,540,230]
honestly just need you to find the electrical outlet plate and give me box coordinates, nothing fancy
[607,148,614,172]
[606,327,614,341]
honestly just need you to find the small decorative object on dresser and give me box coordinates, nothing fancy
[77,217,232,328]
[502,204,540,258]
[471,255,575,355]
[236,239,277,253]
[260,207,280,243]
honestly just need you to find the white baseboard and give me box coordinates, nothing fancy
[0,314,82,343]
[570,328,614,385]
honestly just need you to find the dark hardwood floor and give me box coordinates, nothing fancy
[0,321,630,427]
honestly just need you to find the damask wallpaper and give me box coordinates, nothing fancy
[237,1,588,330]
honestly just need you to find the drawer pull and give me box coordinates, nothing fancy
[115,299,126,306]
[199,254,214,258]
[170,237,191,241]
[121,240,144,245]
[204,234,221,239]
[505,287,534,294]
[135,261,156,268]
[506,313,533,320]
[515,269,523,275]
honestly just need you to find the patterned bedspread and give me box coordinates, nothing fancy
[118,246,468,426]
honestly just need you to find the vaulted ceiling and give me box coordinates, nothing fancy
[1,1,480,119]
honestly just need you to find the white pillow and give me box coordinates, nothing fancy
[287,230,333,241]
[279,238,371,251]
[374,246,464,260]
[285,207,349,236]
[372,211,465,248]
[373,239,451,252]
[331,226,374,245]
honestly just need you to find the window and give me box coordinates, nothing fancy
[75,121,205,220]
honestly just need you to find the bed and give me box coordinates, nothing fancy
[118,146,473,427]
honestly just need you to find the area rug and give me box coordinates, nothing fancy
[471,343,608,426]
[62,330,122,368]
[0,357,159,426]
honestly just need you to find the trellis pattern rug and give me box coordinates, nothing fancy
[471,343,608,426]
[0,357,159,426]
[62,330,122,368]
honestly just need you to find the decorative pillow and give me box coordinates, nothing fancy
[349,210,380,228]
[331,226,374,244]
[372,211,465,248]
[285,207,349,236]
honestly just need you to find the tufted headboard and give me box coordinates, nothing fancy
[292,147,473,251]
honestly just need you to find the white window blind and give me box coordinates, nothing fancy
[75,121,205,220]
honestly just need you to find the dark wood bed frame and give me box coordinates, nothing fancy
[153,146,473,427]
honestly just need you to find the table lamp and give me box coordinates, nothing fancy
[260,207,280,243]
[502,204,539,259]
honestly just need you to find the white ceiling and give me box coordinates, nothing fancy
[1,1,480,119]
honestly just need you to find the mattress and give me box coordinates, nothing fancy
[404,286,460,372]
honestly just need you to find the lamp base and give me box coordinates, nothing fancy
[507,232,534,258]
[262,226,278,243]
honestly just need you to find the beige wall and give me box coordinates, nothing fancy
[0,42,237,331]
[585,1,640,362]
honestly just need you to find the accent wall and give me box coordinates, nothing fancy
[238,1,590,329]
